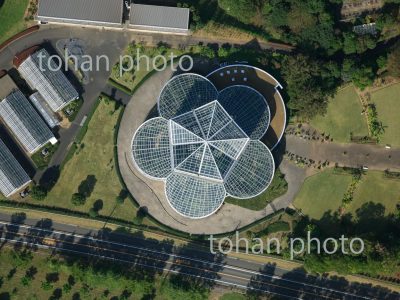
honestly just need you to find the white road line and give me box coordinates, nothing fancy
[0,221,373,299]
[0,237,301,300]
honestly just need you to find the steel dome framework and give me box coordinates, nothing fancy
[132,73,276,219]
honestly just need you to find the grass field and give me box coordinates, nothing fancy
[293,169,353,219]
[219,292,247,300]
[371,83,400,147]
[310,85,368,143]
[25,98,138,223]
[225,170,288,211]
[350,171,400,215]
[294,169,400,220]
[0,0,29,44]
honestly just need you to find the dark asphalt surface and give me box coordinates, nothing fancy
[0,212,398,299]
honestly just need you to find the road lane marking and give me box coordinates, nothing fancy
[0,222,377,299]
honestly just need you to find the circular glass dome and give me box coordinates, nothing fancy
[132,73,277,219]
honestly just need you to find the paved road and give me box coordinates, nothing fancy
[285,135,400,171]
[0,212,398,299]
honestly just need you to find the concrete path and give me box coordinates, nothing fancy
[285,135,400,171]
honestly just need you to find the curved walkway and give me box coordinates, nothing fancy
[117,66,302,234]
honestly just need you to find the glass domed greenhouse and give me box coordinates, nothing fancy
[132,73,276,219]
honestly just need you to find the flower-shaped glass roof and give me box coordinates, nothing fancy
[132,73,275,219]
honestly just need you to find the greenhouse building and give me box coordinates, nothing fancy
[18,49,79,112]
[131,73,277,219]
[0,90,56,154]
[0,138,31,197]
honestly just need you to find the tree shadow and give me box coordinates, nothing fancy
[167,241,225,292]
[0,213,26,250]
[39,166,60,191]
[78,175,97,198]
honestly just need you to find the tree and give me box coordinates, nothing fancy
[342,59,376,89]
[116,189,129,205]
[263,0,341,55]
[115,195,125,204]
[281,54,340,118]
[88,208,98,218]
[20,276,31,286]
[376,55,388,70]
[351,66,375,90]
[387,42,400,77]
[133,207,147,225]
[71,193,86,206]
[78,175,97,198]
[41,281,53,291]
[31,185,47,201]
[218,0,258,24]
[62,283,72,294]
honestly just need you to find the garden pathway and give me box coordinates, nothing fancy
[285,135,400,171]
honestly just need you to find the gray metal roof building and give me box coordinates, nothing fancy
[0,90,56,154]
[0,138,31,197]
[37,0,124,27]
[129,4,190,34]
[18,49,79,112]
[29,92,61,128]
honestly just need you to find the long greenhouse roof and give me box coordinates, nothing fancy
[18,49,79,112]
[0,90,55,154]
[0,138,30,197]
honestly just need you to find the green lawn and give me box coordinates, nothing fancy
[219,293,248,300]
[371,83,400,147]
[110,44,185,93]
[294,169,400,220]
[31,143,59,170]
[293,169,352,219]
[350,171,400,215]
[25,98,138,222]
[310,85,368,143]
[225,169,288,211]
[0,0,29,44]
